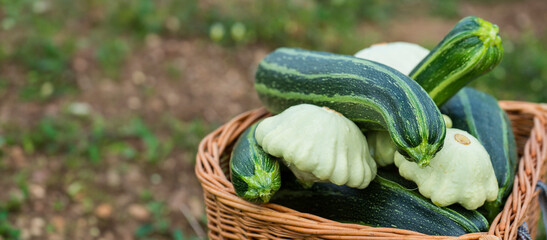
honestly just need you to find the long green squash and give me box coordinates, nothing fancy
[271,166,489,236]
[255,48,445,166]
[230,122,281,203]
[409,16,504,106]
[440,87,517,221]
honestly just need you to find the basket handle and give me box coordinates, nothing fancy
[517,222,532,240]
[535,180,547,236]
[516,181,547,240]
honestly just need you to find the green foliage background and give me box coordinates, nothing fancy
[0,0,546,239]
[1,0,546,102]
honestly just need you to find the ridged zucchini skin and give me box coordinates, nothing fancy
[409,16,504,106]
[230,122,281,203]
[255,47,446,166]
[271,166,489,236]
[440,87,517,221]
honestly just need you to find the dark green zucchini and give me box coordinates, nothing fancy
[230,122,281,203]
[440,87,517,221]
[255,47,445,166]
[409,16,504,106]
[271,166,489,236]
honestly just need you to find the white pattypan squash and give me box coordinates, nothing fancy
[442,114,453,128]
[366,131,396,167]
[255,104,377,189]
[394,128,499,210]
[354,42,430,75]
[366,114,453,168]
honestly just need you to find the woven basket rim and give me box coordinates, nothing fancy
[196,100,547,240]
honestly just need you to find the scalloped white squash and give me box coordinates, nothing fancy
[394,128,499,210]
[255,104,377,189]
[354,42,430,75]
[366,131,396,167]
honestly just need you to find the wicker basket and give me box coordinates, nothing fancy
[195,101,547,240]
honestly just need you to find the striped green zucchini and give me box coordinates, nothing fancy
[255,48,445,166]
[440,87,517,221]
[271,166,489,236]
[230,122,281,203]
[409,16,504,106]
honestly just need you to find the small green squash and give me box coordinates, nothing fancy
[230,122,281,203]
[409,16,504,106]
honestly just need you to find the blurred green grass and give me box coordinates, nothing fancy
[0,0,546,239]
[0,0,545,102]
[1,105,211,165]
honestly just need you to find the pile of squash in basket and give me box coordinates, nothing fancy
[229,16,517,236]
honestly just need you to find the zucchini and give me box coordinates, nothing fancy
[440,87,517,221]
[409,16,504,106]
[271,166,489,236]
[255,48,446,166]
[230,122,281,203]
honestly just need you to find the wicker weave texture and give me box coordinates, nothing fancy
[195,101,547,240]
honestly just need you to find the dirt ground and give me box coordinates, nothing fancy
[1,0,546,239]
